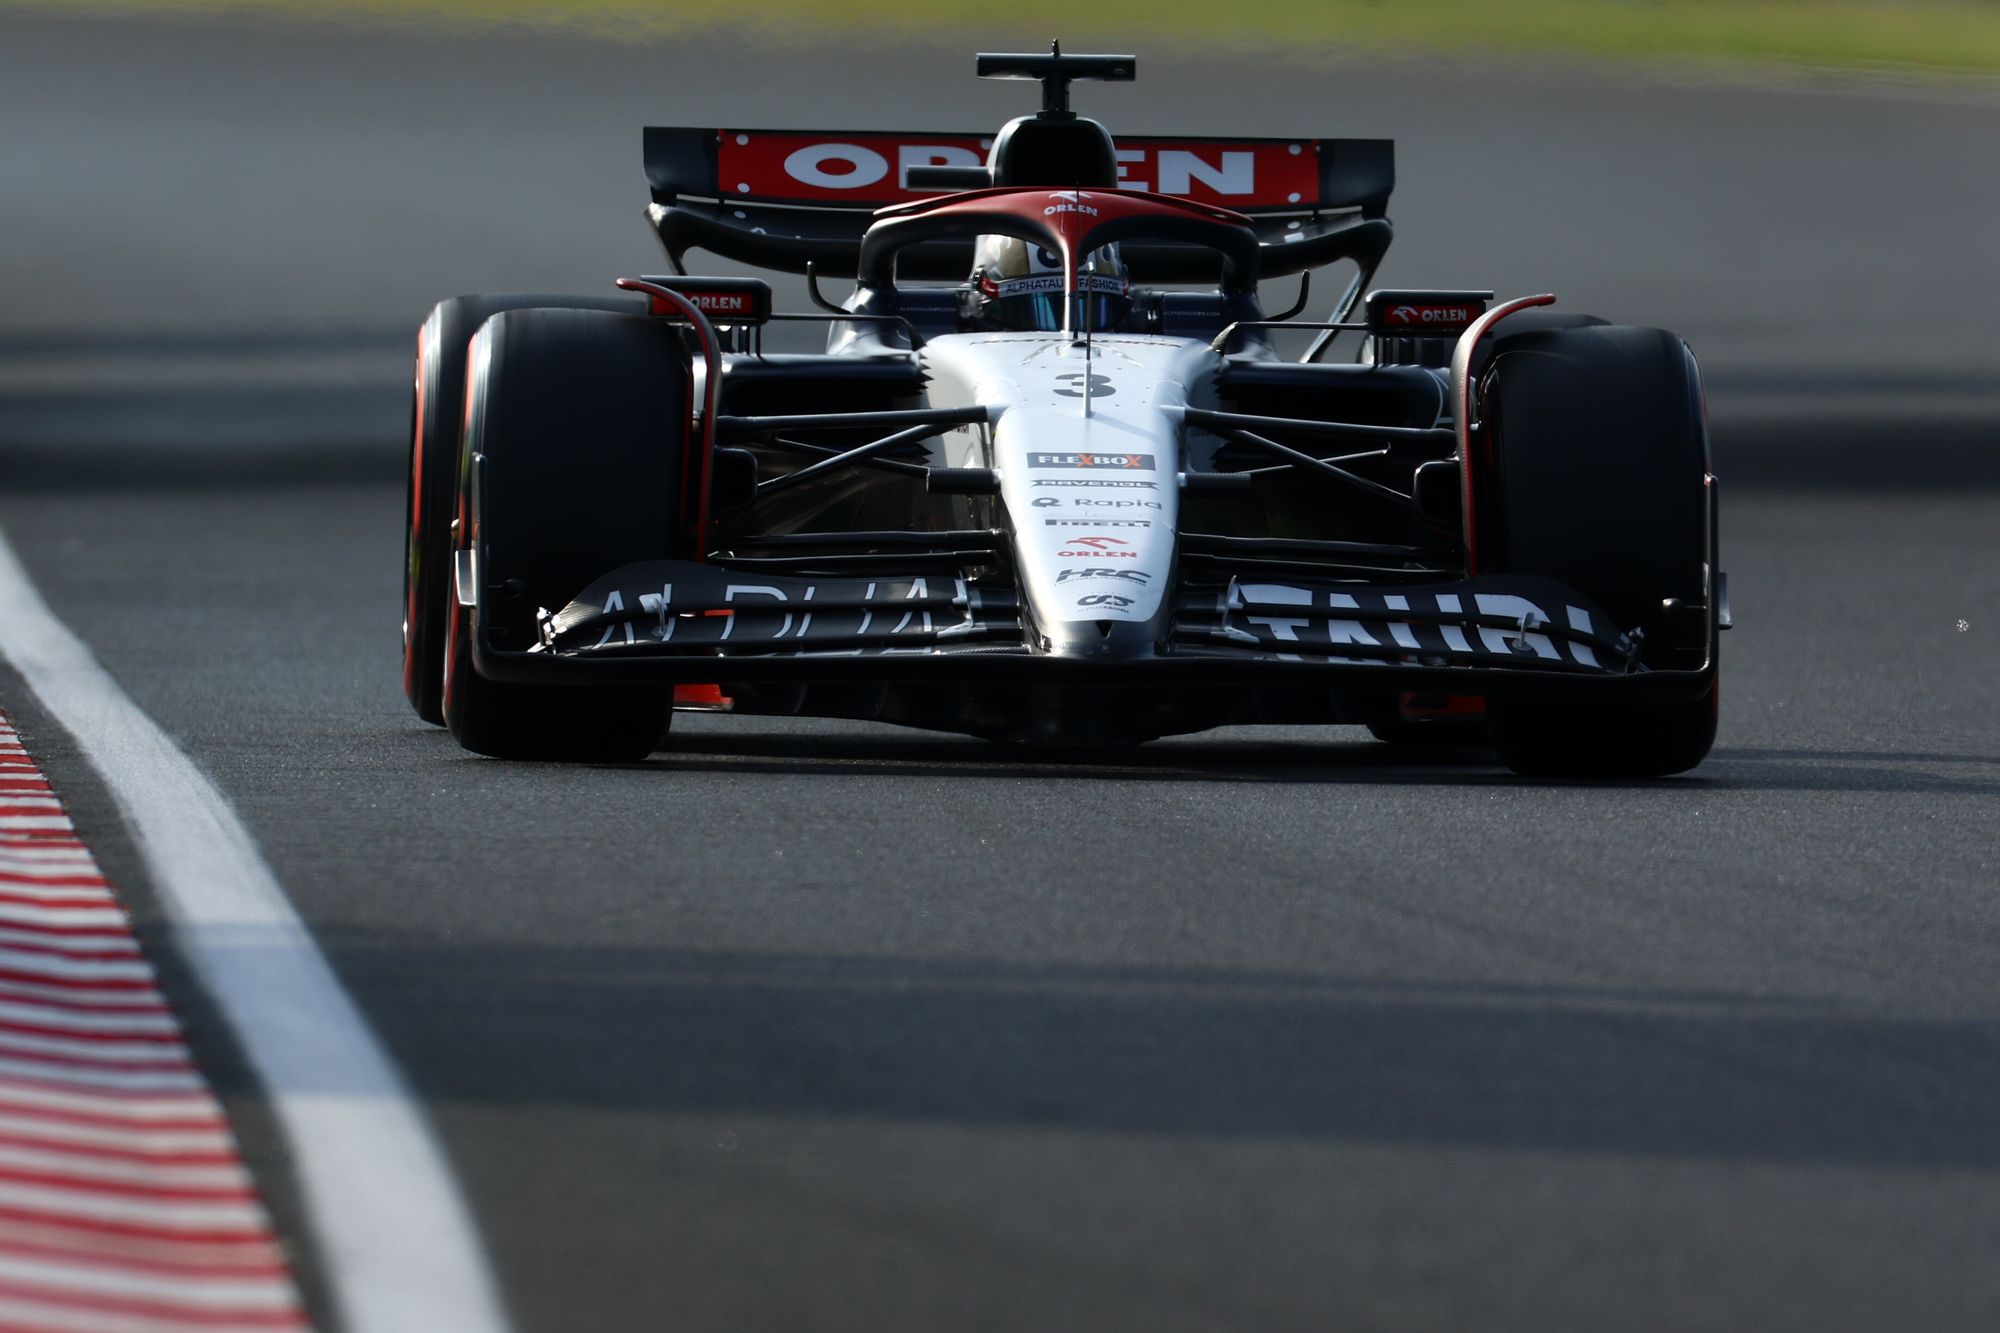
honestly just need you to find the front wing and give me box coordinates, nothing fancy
[469,560,1714,701]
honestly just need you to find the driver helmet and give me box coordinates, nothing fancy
[972,235,1131,333]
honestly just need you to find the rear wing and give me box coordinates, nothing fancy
[643,127,1393,282]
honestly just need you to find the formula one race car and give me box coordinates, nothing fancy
[402,46,1725,775]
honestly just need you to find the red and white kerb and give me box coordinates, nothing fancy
[0,710,305,1332]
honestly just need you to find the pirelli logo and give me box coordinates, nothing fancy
[1045,519,1151,528]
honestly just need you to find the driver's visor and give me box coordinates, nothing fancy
[990,273,1128,301]
[983,273,1129,333]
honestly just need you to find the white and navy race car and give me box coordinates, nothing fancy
[402,47,1724,775]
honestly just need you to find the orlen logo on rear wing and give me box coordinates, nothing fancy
[645,128,1394,216]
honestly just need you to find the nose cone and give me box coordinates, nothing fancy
[995,395,1178,653]
[919,329,1226,665]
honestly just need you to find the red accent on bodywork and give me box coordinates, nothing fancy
[876,187,1253,335]
[616,278,724,562]
[409,326,429,545]
[402,322,431,702]
[874,184,1251,228]
[1448,294,1556,576]
[673,684,733,709]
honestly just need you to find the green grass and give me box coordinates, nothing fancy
[23,0,2000,77]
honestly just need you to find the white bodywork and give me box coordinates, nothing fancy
[920,331,1222,651]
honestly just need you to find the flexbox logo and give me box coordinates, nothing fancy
[1028,453,1155,471]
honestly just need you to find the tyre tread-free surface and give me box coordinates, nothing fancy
[404,292,641,724]
[443,307,684,761]
[1478,324,1717,776]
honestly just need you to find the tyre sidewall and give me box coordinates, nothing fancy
[1475,324,1718,776]
[404,292,642,725]
[444,308,689,761]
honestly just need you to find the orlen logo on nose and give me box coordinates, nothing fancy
[1058,536,1135,558]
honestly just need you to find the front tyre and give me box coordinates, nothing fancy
[404,292,639,725]
[443,308,685,762]
[1474,324,1719,778]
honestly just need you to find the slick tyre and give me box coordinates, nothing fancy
[404,292,639,725]
[1463,310,1607,380]
[442,308,684,762]
[1474,324,1718,778]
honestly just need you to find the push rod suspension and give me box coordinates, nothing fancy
[719,406,989,437]
[755,422,951,498]
[1182,406,1454,451]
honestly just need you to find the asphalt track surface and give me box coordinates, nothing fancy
[4,10,2000,1331]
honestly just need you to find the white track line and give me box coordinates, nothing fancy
[0,526,512,1331]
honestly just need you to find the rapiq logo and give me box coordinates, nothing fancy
[1028,453,1155,471]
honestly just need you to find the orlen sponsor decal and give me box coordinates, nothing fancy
[1044,191,1100,217]
[643,286,767,320]
[1034,478,1157,489]
[1382,304,1480,329]
[680,290,757,316]
[1029,452,1155,471]
[715,132,1318,207]
[1058,536,1136,558]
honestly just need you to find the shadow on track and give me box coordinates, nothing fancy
[519,730,1996,797]
[390,721,2000,795]
[1725,747,2000,767]
[460,725,1698,791]
[187,929,2000,1173]
[641,728,1516,786]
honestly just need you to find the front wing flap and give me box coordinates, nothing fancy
[533,562,1639,674]
[1174,574,1639,671]
[543,561,1020,655]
